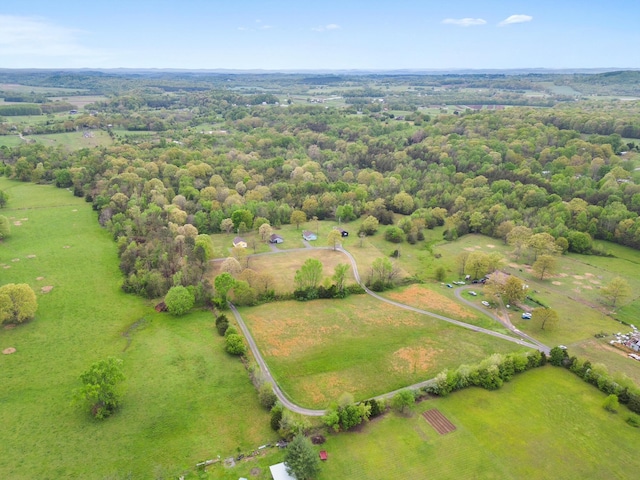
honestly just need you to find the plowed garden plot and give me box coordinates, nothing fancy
[423,409,456,435]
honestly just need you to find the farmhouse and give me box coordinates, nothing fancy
[302,230,317,241]
[233,236,247,248]
[269,234,284,244]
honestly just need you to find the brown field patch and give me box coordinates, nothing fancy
[36,276,44,281]
[386,285,477,320]
[26,254,36,259]
[2,347,16,355]
[552,281,562,286]
[589,279,601,285]
[423,409,456,435]
[573,281,583,285]
[11,258,19,262]
[464,247,476,252]
[3,265,10,269]
[486,244,496,248]
[390,346,441,374]
[583,285,593,290]
[584,272,594,277]
[296,373,353,406]
[558,273,568,277]
[62,245,70,249]
[13,221,21,226]
[573,275,585,280]
[508,262,519,269]
[41,286,54,293]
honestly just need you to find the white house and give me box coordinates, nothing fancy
[269,462,296,480]
[302,230,317,241]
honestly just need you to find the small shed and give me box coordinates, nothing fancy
[269,234,284,244]
[302,230,317,241]
[269,462,297,480]
[233,236,247,248]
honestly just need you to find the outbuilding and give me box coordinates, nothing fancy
[269,234,284,244]
[302,230,317,241]
[269,462,297,480]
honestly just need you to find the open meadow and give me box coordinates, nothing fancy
[316,367,640,480]
[0,180,275,478]
[239,296,528,408]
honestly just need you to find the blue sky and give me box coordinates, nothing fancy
[1,0,639,70]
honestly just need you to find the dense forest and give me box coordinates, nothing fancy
[2,70,640,300]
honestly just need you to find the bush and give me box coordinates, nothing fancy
[345,284,365,295]
[603,394,619,413]
[626,414,640,428]
[225,334,246,355]
[384,226,405,243]
[215,314,229,335]
[224,326,238,337]
[258,382,278,410]
[164,286,195,316]
[270,404,283,431]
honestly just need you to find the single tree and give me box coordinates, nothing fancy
[294,258,323,290]
[359,215,379,236]
[327,229,342,250]
[533,255,557,280]
[434,266,446,282]
[456,252,470,276]
[75,357,125,419]
[259,223,273,242]
[532,308,558,331]
[220,257,242,276]
[290,210,307,230]
[0,190,8,208]
[164,286,195,316]
[258,382,278,409]
[332,263,350,294]
[527,232,560,261]
[466,251,489,279]
[600,277,631,308]
[284,435,321,480]
[503,276,527,305]
[214,272,236,306]
[220,218,234,234]
[507,225,533,259]
[391,389,415,413]
[0,283,37,324]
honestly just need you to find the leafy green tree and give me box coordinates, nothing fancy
[532,308,558,331]
[74,357,125,419]
[0,283,37,324]
[392,191,414,214]
[164,286,195,316]
[469,211,485,233]
[600,277,631,308]
[528,233,560,261]
[290,210,307,229]
[294,258,323,290]
[225,334,247,355]
[231,209,254,229]
[220,218,234,234]
[229,280,256,306]
[359,215,379,236]
[214,272,236,307]
[466,251,489,279]
[507,226,533,259]
[548,346,568,366]
[391,389,415,413]
[194,234,214,261]
[456,252,470,276]
[370,257,398,289]
[0,190,8,208]
[384,226,404,243]
[332,263,350,294]
[284,435,321,480]
[503,276,527,304]
[603,394,619,413]
[258,382,278,409]
[327,229,342,250]
[568,231,592,254]
[533,255,557,280]
[0,215,10,239]
[258,222,273,242]
[270,403,283,431]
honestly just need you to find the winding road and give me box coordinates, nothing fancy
[227,245,549,416]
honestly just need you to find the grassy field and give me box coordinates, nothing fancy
[0,179,276,478]
[240,295,528,408]
[316,367,640,480]
[20,130,113,150]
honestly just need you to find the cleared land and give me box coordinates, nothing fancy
[316,367,640,480]
[0,180,275,478]
[240,295,529,408]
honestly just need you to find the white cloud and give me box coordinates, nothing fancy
[0,15,96,57]
[259,25,274,30]
[498,14,533,26]
[312,24,341,32]
[442,18,487,27]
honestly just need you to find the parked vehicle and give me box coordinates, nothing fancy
[469,291,477,296]
[481,300,490,307]
[522,312,532,319]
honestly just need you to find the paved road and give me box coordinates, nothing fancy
[225,245,549,416]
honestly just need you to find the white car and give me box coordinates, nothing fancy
[481,301,490,307]
[469,291,477,296]
[522,312,532,319]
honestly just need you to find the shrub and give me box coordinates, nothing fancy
[626,414,640,428]
[384,226,404,243]
[603,394,619,413]
[258,382,278,410]
[270,404,283,431]
[215,314,229,335]
[224,326,238,337]
[225,334,246,355]
[164,286,195,316]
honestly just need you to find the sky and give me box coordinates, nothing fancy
[1,0,639,71]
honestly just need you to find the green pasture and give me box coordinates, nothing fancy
[318,367,640,480]
[0,135,23,147]
[240,296,528,409]
[0,180,275,478]
[20,130,113,150]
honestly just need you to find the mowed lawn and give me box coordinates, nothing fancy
[318,367,640,480]
[240,296,529,408]
[0,180,275,478]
